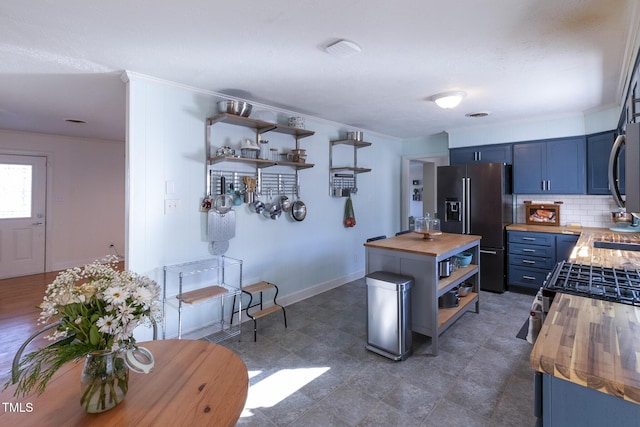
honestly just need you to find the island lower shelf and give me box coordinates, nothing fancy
[438,265,478,295]
[439,292,478,328]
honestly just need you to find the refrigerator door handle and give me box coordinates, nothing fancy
[480,249,497,255]
[461,177,467,234]
[465,178,471,234]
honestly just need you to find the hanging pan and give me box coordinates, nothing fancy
[290,183,307,222]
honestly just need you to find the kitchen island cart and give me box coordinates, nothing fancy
[364,232,480,355]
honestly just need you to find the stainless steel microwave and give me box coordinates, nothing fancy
[609,122,640,216]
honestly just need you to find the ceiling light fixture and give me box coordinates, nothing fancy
[325,39,362,58]
[430,91,466,109]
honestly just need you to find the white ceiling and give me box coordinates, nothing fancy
[0,0,638,142]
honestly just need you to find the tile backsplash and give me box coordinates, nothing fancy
[515,195,619,228]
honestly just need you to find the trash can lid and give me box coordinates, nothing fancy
[365,271,413,286]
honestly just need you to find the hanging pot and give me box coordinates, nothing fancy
[290,181,307,221]
[263,195,282,220]
[291,198,307,221]
[249,197,265,214]
[278,195,292,212]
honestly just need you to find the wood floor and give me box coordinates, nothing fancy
[0,271,59,385]
[0,263,125,385]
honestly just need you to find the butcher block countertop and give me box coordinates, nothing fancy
[513,222,640,403]
[530,293,640,404]
[363,232,481,257]
[505,223,605,235]
[571,231,640,269]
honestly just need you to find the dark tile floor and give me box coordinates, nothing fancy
[213,278,537,426]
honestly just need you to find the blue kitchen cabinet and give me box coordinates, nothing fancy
[507,231,556,292]
[449,143,512,165]
[512,142,545,193]
[507,231,579,292]
[539,373,640,426]
[513,137,586,194]
[587,130,624,195]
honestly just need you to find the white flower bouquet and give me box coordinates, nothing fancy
[5,255,161,399]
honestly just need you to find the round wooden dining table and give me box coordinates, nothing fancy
[0,339,248,426]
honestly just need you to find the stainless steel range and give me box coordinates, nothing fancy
[541,260,640,314]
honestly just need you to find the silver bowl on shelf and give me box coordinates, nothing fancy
[217,100,252,117]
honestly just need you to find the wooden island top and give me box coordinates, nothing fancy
[364,232,481,258]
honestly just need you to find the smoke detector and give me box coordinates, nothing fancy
[325,39,362,58]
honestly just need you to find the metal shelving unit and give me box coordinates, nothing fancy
[206,113,314,199]
[329,138,371,197]
[163,256,242,342]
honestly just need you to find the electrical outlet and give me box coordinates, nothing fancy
[165,199,180,214]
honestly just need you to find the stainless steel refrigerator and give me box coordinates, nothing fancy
[437,163,512,292]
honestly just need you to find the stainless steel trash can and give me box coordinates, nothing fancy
[365,271,413,361]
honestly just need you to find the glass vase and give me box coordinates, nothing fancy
[80,350,129,413]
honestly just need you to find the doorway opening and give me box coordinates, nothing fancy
[401,155,449,231]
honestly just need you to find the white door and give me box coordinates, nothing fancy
[0,154,47,278]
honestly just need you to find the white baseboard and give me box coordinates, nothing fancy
[50,255,124,273]
[161,269,366,339]
[279,269,365,307]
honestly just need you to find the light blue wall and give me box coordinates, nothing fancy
[125,74,403,336]
[402,132,449,157]
[446,107,620,148]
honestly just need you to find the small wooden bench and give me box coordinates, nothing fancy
[231,281,287,341]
